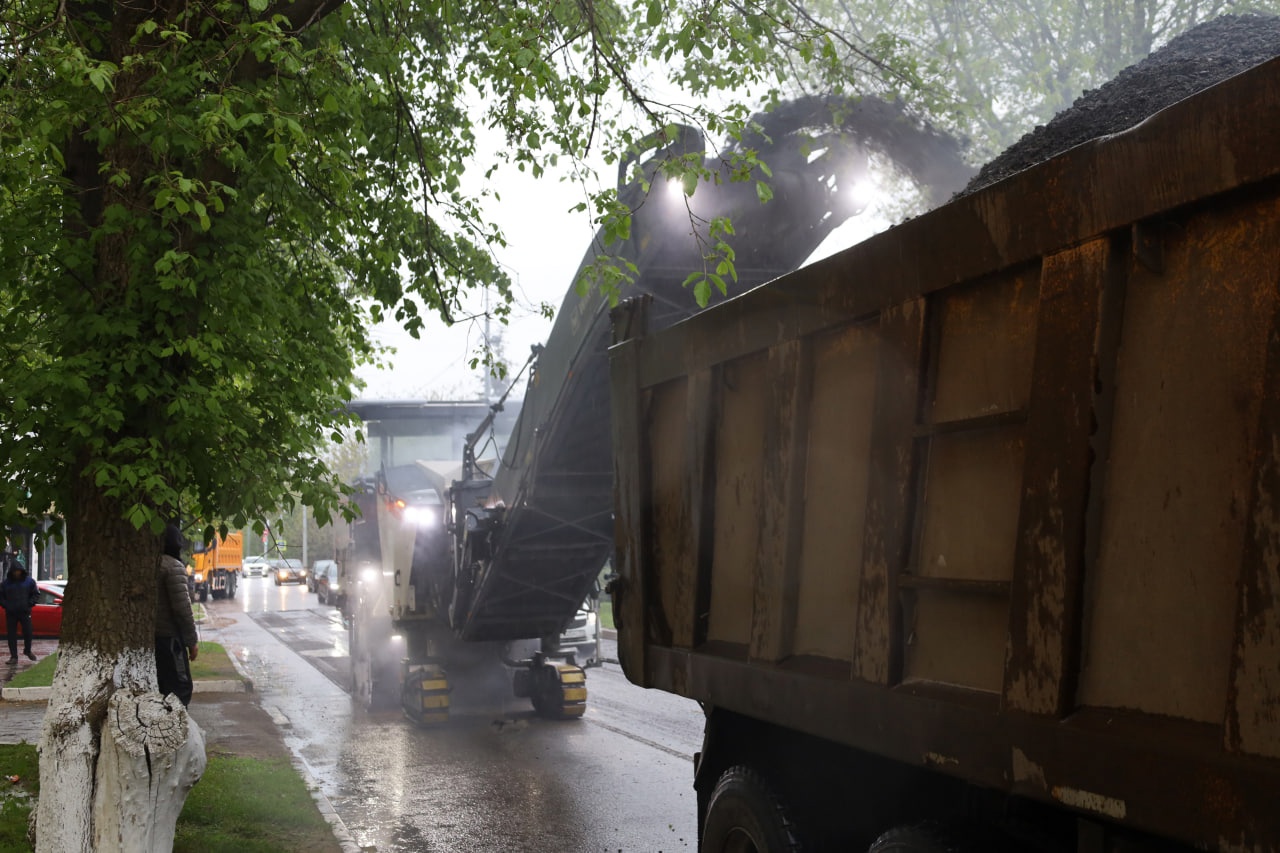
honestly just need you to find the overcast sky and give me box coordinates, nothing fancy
[353,141,892,402]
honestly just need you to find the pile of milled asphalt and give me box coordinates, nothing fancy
[961,14,1280,196]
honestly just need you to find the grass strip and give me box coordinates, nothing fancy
[599,600,614,630]
[3,658,54,690]
[173,752,340,853]
[0,746,338,853]
[5,642,240,690]
[0,744,39,852]
[188,642,241,682]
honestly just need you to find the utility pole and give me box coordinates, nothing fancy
[301,504,308,567]
[484,287,494,404]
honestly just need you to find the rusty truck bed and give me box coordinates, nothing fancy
[610,58,1280,849]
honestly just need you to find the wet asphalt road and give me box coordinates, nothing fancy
[207,575,704,852]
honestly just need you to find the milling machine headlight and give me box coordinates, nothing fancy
[403,505,437,526]
[361,567,380,584]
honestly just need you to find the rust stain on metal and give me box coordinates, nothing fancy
[1199,771,1243,831]
[854,501,891,684]
[1006,468,1068,708]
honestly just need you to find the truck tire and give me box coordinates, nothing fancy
[227,574,237,599]
[702,766,802,853]
[867,823,990,853]
[198,588,208,603]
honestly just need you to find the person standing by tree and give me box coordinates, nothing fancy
[2,552,38,664]
[157,525,199,706]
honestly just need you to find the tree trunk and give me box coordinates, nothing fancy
[34,475,206,852]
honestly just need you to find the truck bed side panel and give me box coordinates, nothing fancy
[794,323,878,662]
[612,58,1280,849]
[1079,195,1280,723]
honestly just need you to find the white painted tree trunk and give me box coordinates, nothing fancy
[34,645,207,853]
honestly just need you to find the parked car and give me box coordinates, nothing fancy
[307,559,336,593]
[0,581,65,638]
[315,561,344,608]
[242,555,271,578]
[271,558,306,586]
[558,599,600,667]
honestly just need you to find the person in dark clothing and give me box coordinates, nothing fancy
[157,524,199,705]
[2,556,39,664]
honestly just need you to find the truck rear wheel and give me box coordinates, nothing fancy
[702,766,802,853]
[868,823,1000,853]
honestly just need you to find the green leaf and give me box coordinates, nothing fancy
[88,67,111,93]
[693,278,711,307]
[193,200,210,230]
[646,0,662,27]
[755,181,774,203]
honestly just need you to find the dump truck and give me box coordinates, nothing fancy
[609,58,1280,851]
[188,531,242,603]
[346,97,972,724]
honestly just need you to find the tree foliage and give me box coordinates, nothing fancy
[799,0,1280,161]
[0,0,891,546]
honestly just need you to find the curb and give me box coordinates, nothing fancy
[203,617,362,852]
[601,628,617,640]
[292,748,364,853]
[219,644,257,693]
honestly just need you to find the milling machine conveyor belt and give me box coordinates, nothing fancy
[454,98,973,643]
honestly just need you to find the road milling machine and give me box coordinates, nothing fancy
[345,96,972,724]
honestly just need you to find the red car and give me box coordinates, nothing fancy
[0,581,65,639]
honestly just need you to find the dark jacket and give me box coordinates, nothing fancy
[1,565,38,615]
[156,555,198,648]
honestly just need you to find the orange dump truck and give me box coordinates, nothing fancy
[609,59,1280,851]
[189,531,242,603]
